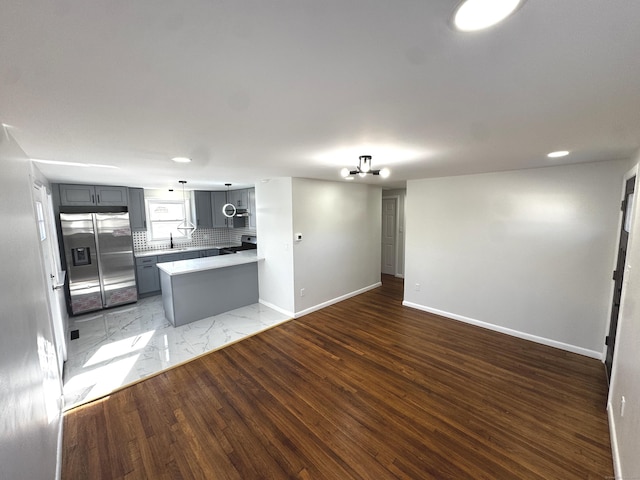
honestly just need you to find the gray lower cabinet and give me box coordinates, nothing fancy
[128,188,147,231]
[159,253,183,263]
[136,251,205,296]
[136,256,160,296]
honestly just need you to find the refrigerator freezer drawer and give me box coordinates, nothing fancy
[70,284,103,315]
[104,284,138,308]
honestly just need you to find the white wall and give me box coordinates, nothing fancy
[292,178,381,316]
[404,160,627,357]
[0,130,63,479]
[608,152,640,479]
[382,188,406,277]
[256,178,296,316]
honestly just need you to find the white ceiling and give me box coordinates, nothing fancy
[1,0,639,190]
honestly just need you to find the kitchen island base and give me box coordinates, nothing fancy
[159,261,258,327]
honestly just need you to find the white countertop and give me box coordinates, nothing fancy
[156,250,262,276]
[135,244,240,258]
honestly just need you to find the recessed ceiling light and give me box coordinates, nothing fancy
[453,0,523,32]
[172,157,192,163]
[547,150,570,158]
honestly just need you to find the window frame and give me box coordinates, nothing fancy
[145,198,193,243]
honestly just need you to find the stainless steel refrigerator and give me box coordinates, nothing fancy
[60,212,137,315]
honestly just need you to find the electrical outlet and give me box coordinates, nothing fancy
[300,288,305,297]
[415,283,421,291]
[621,396,626,417]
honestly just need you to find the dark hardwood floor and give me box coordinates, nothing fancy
[62,275,613,479]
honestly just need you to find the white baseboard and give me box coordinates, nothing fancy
[607,402,622,480]
[402,301,603,360]
[258,299,294,319]
[394,273,405,279]
[295,282,382,318]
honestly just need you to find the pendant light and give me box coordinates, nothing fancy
[176,180,196,236]
[222,183,237,218]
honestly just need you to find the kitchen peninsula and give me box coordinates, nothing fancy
[157,250,261,327]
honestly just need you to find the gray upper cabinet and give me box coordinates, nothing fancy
[248,188,256,229]
[58,184,95,205]
[194,191,213,229]
[95,186,128,205]
[211,191,229,228]
[229,189,249,210]
[188,189,254,229]
[128,188,147,231]
[59,184,128,207]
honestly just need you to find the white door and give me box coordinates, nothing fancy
[33,184,67,375]
[381,197,397,275]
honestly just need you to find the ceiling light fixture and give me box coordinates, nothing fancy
[172,156,192,163]
[547,150,570,158]
[340,155,390,180]
[453,0,523,32]
[176,180,196,236]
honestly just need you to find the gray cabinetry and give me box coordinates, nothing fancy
[95,186,128,205]
[158,251,200,263]
[211,191,229,228]
[59,184,128,207]
[128,188,147,231]
[229,189,249,210]
[136,251,204,296]
[58,184,95,206]
[136,256,160,296]
[248,188,256,229]
[189,188,254,229]
[160,252,184,263]
[201,249,220,257]
[194,191,213,228]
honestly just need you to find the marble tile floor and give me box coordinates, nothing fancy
[63,295,291,410]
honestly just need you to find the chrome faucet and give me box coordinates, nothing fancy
[170,232,174,249]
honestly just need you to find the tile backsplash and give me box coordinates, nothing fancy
[133,226,256,252]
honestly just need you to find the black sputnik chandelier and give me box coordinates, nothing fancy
[340,155,390,180]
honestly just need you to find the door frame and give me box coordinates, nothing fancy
[603,166,637,384]
[381,196,399,276]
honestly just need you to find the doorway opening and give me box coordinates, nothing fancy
[381,197,398,276]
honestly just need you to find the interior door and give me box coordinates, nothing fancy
[605,175,635,382]
[33,184,67,374]
[381,197,397,275]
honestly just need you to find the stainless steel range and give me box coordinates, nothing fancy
[221,235,257,255]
